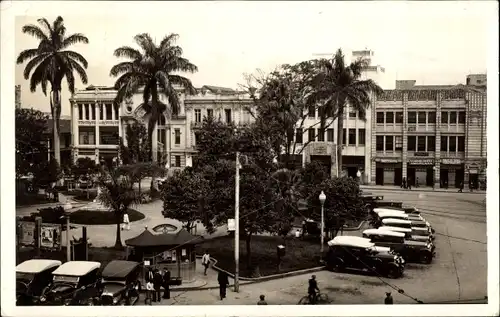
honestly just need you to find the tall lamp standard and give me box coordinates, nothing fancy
[63,201,73,262]
[432,166,437,190]
[319,191,326,254]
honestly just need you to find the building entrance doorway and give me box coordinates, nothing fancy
[375,168,384,185]
[440,169,449,188]
[346,167,357,179]
[394,168,402,186]
[426,168,434,186]
[407,168,416,186]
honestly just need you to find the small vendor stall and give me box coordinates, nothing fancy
[125,226,203,284]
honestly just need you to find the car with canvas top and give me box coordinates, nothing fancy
[16,259,62,305]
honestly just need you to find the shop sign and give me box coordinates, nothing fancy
[18,221,36,246]
[408,159,434,165]
[414,152,429,157]
[441,159,462,165]
[469,169,478,174]
[40,223,62,250]
[378,158,400,164]
[312,145,328,155]
[78,120,95,126]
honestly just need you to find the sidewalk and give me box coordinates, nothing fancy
[360,184,486,194]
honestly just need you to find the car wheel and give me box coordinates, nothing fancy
[386,265,402,279]
[421,253,432,264]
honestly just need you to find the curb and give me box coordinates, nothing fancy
[360,186,486,194]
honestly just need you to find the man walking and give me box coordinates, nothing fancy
[162,268,171,299]
[218,271,229,300]
[201,250,211,276]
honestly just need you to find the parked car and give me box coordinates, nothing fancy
[40,261,101,306]
[378,226,433,243]
[97,260,141,306]
[381,218,433,234]
[325,236,405,278]
[372,200,403,209]
[362,229,435,264]
[371,210,410,227]
[373,208,425,221]
[16,259,62,306]
[375,208,435,233]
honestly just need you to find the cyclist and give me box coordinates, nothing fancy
[308,275,320,304]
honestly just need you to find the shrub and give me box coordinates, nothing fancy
[69,209,145,225]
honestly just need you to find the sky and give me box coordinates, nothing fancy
[13,1,494,116]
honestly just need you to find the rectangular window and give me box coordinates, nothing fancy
[317,107,323,118]
[376,112,384,124]
[385,112,394,124]
[396,112,403,124]
[157,129,165,144]
[194,132,201,145]
[207,109,214,119]
[105,104,112,120]
[194,109,202,123]
[450,112,457,124]
[78,128,95,145]
[78,104,83,120]
[64,134,71,148]
[295,128,303,144]
[407,136,416,151]
[175,155,181,167]
[326,128,334,142]
[342,129,347,145]
[441,136,448,152]
[224,109,232,123]
[458,111,466,124]
[348,129,356,145]
[441,111,448,123]
[395,136,403,151]
[417,136,426,151]
[317,129,325,142]
[427,136,435,152]
[308,106,315,118]
[418,112,426,124]
[308,128,315,142]
[91,104,96,120]
[428,111,436,123]
[99,104,103,120]
[385,136,394,152]
[358,129,366,145]
[458,136,465,151]
[114,104,119,121]
[349,111,357,118]
[84,104,90,120]
[174,129,181,145]
[376,136,384,151]
[408,111,417,124]
[449,136,457,152]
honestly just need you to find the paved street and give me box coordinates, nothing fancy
[154,190,488,305]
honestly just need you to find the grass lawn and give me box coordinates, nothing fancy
[69,208,145,225]
[17,247,127,267]
[16,194,54,207]
[200,235,322,278]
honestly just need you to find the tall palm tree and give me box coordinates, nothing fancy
[309,49,383,177]
[110,33,198,163]
[17,16,89,165]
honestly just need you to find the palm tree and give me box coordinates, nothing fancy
[96,166,140,249]
[16,16,89,165]
[110,33,198,163]
[309,49,383,177]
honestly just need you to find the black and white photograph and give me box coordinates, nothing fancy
[1,1,498,316]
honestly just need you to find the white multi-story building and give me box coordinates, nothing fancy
[69,85,253,168]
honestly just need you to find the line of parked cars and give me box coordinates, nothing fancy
[16,259,141,306]
[324,197,437,279]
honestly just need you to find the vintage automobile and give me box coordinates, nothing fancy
[372,210,410,227]
[16,259,62,305]
[40,261,101,306]
[98,260,141,306]
[381,218,433,235]
[325,236,405,278]
[378,226,433,243]
[362,229,435,264]
[373,208,426,221]
[375,207,435,233]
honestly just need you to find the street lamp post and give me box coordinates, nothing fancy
[319,191,326,254]
[63,201,72,262]
[432,166,437,190]
[234,150,240,292]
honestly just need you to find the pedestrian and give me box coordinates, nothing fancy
[458,181,463,193]
[384,292,393,304]
[201,250,211,275]
[122,212,130,231]
[145,280,154,305]
[407,178,412,190]
[257,294,268,305]
[162,268,171,299]
[218,270,229,300]
[415,177,419,188]
[146,267,154,283]
[402,177,407,189]
[153,268,163,302]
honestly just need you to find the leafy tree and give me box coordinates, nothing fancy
[299,161,330,199]
[121,162,165,196]
[73,157,97,177]
[110,33,198,161]
[33,159,61,189]
[308,49,383,175]
[304,176,366,239]
[161,168,209,234]
[119,120,150,165]
[16,16,89,165]
[96,167,140,248]
[15,108,49,178]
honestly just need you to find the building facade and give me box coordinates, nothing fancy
[370,80,487,188]
[15,85,21,109]
[69,85,253,169]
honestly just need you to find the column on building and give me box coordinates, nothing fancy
[165,125,170,167]
[71,101,79,163]
[369,96,377,184]
[364,95,374,184]
[402,92,408,180]
[151,120,158,162]
[434,91,442,187]
[95,103,100,163]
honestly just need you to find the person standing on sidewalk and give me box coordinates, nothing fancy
[201,250,211,275]
[153,268,163,302]
[162,268,171,299]
[257,295,268,305]
[218,271,229,300]
[458,181,463,193]
[384,292,393,304]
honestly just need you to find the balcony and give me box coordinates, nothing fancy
[78,120,96,126]
[99,120,119,126]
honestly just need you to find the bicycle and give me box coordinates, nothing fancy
[298,291,330,305]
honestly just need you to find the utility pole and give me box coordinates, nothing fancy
[234,151,240,292]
